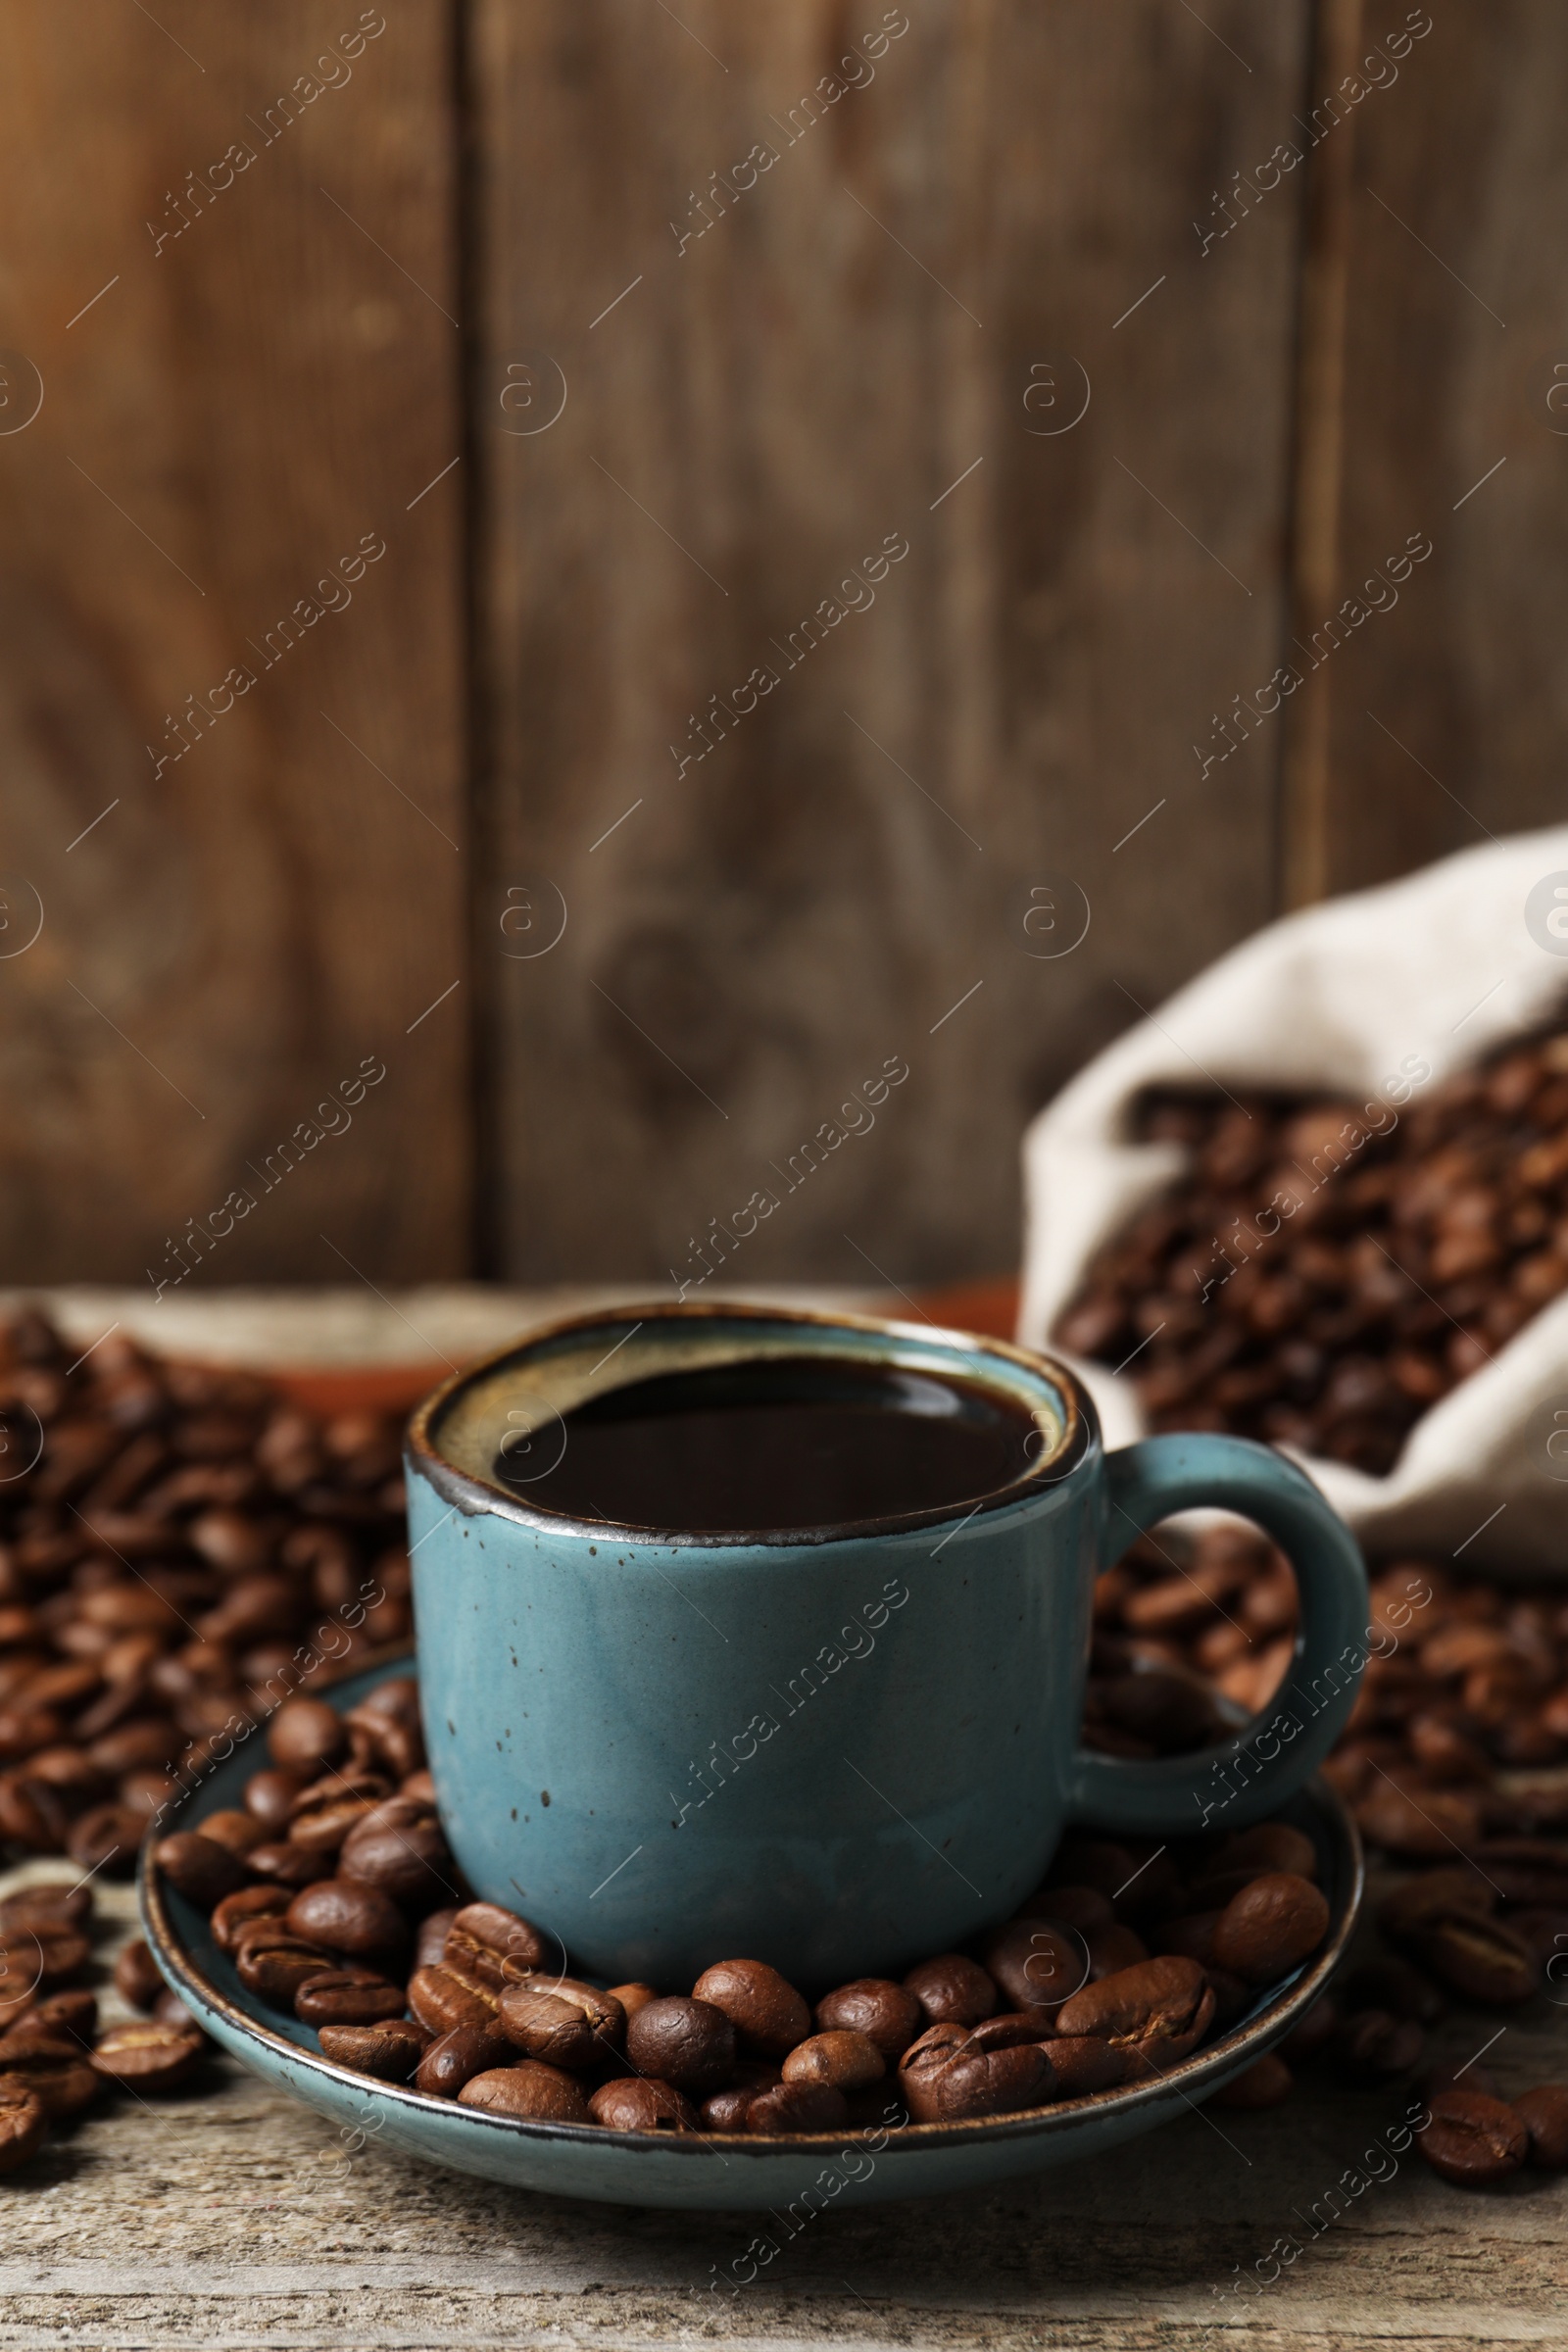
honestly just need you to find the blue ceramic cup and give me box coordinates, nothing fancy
[405,1302,1368,1987]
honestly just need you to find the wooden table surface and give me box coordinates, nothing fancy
[3,1289,1564,2352]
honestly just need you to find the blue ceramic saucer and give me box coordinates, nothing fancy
[139,1653,1362,2212]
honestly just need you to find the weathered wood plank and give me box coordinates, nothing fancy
[1283,1,1568,897]
[0,1,467,1287]
[476,0,1310,1288]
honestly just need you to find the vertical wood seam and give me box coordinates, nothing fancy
[1277,0,1364,911]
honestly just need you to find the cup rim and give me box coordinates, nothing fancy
[404,1298,1095,1549]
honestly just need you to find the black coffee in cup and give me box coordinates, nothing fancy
[496,1354,1044,1534]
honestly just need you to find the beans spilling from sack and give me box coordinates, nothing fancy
[0,1310,410,1872]
[1055,1028,1568,1474]
[133,1680,1335,2143]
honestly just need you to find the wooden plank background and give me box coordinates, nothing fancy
[0,1,1557,1293]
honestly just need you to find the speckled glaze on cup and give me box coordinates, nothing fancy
[405,1302,1369,1987]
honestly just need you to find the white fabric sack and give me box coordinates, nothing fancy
[1018,827,1568,1575]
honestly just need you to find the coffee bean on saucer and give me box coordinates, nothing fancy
[691,1960,810,2057]
[606,1982,658,2022]
[590,2078,700,2132]
[496,1979,624,2072]
[781,2031,884,2091]
[285,1881,408,1963]
[415,1908,459,1970]
[1055,1956,1215,2063]
[235,1931,336,2006]
[1210,1874,1330,1984]
[1085,1923,1150,1980]
[459,2062,593,2124]
[1418,2089,1528,2185]
[114,1938,166,2014]
[338,1797,453,1909]
[211,1885,291,1953]
[243,1770,308,1836]
[1046,2035,1135,2096]
[899,2017,1054,2122]
[268,1698,346,1775]
[287,1776,389,1855]
[294,1967,408,2027]
[1514,2084,1568,2168]
[246,1843,336,1900]
[153,1833,251,1910]
[981,1922,1088,2016]
[624,1997,735,2096]
[1208,2052,1294,2110]
[812,1979,922,2060]
[699,2062,781,2131]
[90,2020,203,2093]
[319,2020,431,2082]
[444,1902,549,1985]
[0,2084,44,2173]
[197,1809,265,1857]
[746,2081,850,2133]
[415,2027,514,2098]
[903,1953,998,2029]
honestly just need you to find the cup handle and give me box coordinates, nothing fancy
[1070,1431,1370,1838]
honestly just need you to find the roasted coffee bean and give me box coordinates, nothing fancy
[444,1902,548,1985]
[416,1908,460,1970]
[295,1967,408,2027]
[90,2020,203,2092]
[67,1803,145,1876]
[590,2077,700,2132]
[1210,1874,1330,1984]
[345,1681,424,1781]
[1380,1869,1494,1942]
[1355,1782,1486,1859]
[1513,2083,1568,2169]
[497,1979,624,2072]
[319,2020,430,2082]
[211,1884,291,1953]
[982,1922,1088,2016]
[1085,1923,1150,1981]
[903,1953,999,2029]
[700,2062,782,2130]
[1044,2035,1135,2096]
[1414,1911,1538,2006]
[114,1938,166,2013]
[459,2062,593,2124]
[0,1883,93,1935]
[1342,1958,1446,2024]
[15,1988,96,2043]
[1015,1883,1114,1933]
[899,2017,1054,2122]
[781,2030,884,2091]
[1055,1956,1215,2062]
[606,1981,658,2022]
[154,1831,251,1910]
[287,1775,389,1855]
[1209,2052,1294,2110]
[746,2081,850,2133]
[1329,2008,1425,2083]
[153,1988,198,2031]
[0,1921,90,1987]
[625,1997,735,2096]
[243,1769,308,1835]
[409,1961,502,2037]
[197,1808,265,1858]
[0,2036,99,2117]
[1213,1823,1318,1883]
[248,1840,334,1890]
[285,1880,408,1962]
[691,1959,810,2057]
[338,1796,453,1909]
[1153,1913,1219,1969]
[415,2027,514,2098]
[0,2082,44,2172]
[812,1979,922,2060]
[236,1932,336,2005]
[1418,2088,1528,2185]
[267,1697,347,1774]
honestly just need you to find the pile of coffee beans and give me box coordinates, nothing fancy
[145,1678,1336,2138]
[0,1876,210,2177]
[1055,1027,1568,1473]
[0,1309,410,1874]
